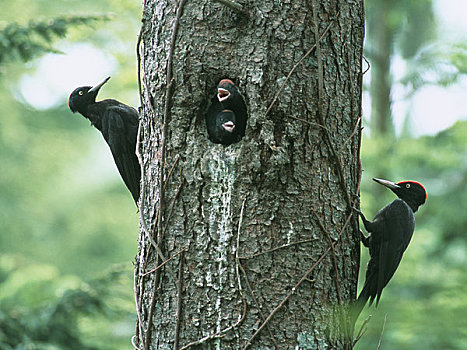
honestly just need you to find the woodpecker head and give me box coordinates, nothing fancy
[217,79,237,103]
[207,109,238,145]
[373,178,427,212]
[217,110,236,133]
[68,76,110,114]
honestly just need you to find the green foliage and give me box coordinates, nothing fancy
[0,256,134,350]
[401,43,467,93]
[0,15,109,64]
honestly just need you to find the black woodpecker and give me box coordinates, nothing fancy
[353,177,427,320]
[206,79,247,145]
[68,77,141,203]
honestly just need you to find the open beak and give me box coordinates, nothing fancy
[373,178,401,190]
[89,76,111,93]
[217,88,230,102]
[222,121,235,132]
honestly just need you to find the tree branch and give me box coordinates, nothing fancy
[363,55,371,75]
[174,251,184,350]
[136,25,144,108]
[163,168,184,236]
[133,259,145,348]
[341,116,362,149]
[286,115,330,132]
[377,314,388,350]
[131,335,142,350]
[141,248,185,276]
[353,315,372,346]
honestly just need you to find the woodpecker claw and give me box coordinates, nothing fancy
[360,232,370,247]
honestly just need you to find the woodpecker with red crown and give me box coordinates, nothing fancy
[206,79,247,145]
[353,177,427,322]
[68,77,141,203]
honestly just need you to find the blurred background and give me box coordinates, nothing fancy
[0,0,465,349]
[0,1,141,349]
[357,0,467,348]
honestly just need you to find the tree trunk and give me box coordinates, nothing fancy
[135,1,364,349]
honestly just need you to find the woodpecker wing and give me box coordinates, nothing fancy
[373,199,415,304]
[100,103,141,202]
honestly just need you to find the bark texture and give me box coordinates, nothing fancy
[135,1,364,349]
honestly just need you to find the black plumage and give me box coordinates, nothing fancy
[354,177,427,320]
[68,77,141,203]
[205,79,247,145]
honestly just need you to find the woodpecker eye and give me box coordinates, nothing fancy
[406,184,410,188]
[78,90,84,96]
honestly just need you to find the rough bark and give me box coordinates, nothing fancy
[135,1,364,349]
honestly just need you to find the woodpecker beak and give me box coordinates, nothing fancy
[222,121,235,132]
[89,76,111,93]
[373,178,401,190]
[217,88,230,102]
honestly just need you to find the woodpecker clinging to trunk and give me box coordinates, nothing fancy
[353,177,427,321]
[68,77,141,203]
